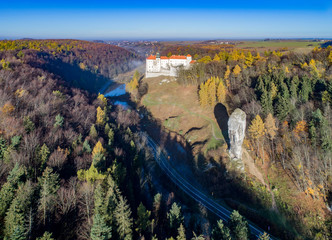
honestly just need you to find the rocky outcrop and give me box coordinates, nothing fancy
[228,108,246,160]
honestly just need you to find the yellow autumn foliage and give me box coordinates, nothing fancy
[249,115,265,140]
[233,65,241,76]
[96,106,105,126]
[92,141,106,159]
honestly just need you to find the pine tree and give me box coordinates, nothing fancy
[97,93,107,107]
[249,115,265,140]
[92,141,106,168]
[217,79,227,103]
[255,76,265,99]
[4,181,34,240]
[258,232,270,240]
[269,82,278,100]
[265,113,278,141]
[260,90,273,115]
[299,76,311,103]
[233,65,241,76]
[39,144,50,171]
[275,95,290,121]
[290,77,299,101]
[213,54,221,62]
[77,164,105,182]
[115,195,133,240]
[90,213,112,240]
[199,82,209,106]
[191,232,204,240]
[83,139,92,153]
[167,202,184,235]
[96,106,106,126]
[54,114,64,128]
[104,123,111,136]
[135,203,151,236]
[176,224,186,240]
[37,232,55,240]
[245,51,254,67]
[208,77,217,106]
[90,124,98,139]
[0,163,25,217]
[229,210,249,240]
[38,167,59,226]
[107,128,114,146]
[211,219,232,240]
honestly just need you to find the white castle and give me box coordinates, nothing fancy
[145,53,195,78]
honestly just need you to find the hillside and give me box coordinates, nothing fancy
[0,39,143,92]
[137,46,332,239]
[0,41,262,240]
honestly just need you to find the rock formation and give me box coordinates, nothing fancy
[228,108,246,160]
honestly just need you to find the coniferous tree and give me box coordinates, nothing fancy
[96,107,106,126]
[83,139,92,153]
[135,203,151,236]
[167,202,184,236]
[90,124,98,139]
[211,219,232,240]
[258,232,270,240]
[38,144,50,171]
[260,90,273,115]
[38,167,59,226]
[217,79,227,103]
[191,232,204,240]
[249,115,265,140]
[0,164,25,217]
[90,213,112,240]
[37,232,55,240]
[275,95,290,121]
[229,211,249,240]
[255,76,265,99]
[299,76,311,103]
[54,114,64,128]
[176,224,186,240]
[290,76,299,100]
[4,181,34,240]
[114,195,133,240]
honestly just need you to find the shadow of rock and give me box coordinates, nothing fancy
[214,103,230,148]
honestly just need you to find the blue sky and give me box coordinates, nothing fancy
[1,1,332,39]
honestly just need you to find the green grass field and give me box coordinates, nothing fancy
[236,40,321,49]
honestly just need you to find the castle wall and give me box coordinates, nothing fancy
[146,54,193,78]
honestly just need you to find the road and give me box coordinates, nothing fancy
[142,133,277,240]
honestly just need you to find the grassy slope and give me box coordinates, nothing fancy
[141,77,225,154]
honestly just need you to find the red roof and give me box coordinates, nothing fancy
[169,55,187,59]
[190,60,196,64]
[147,55,156,60]
[147,54,190,60]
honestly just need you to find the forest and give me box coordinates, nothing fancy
[175,46,332,239]
[0,40,270,240]
[0,40,143,92]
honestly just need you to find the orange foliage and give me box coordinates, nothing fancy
[1,102,15,115]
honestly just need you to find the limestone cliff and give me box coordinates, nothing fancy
[228,108,246,160]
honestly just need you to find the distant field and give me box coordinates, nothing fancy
[236,41,321,49]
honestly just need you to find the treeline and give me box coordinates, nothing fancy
[0,39,143,92]
[178,46,332,238]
